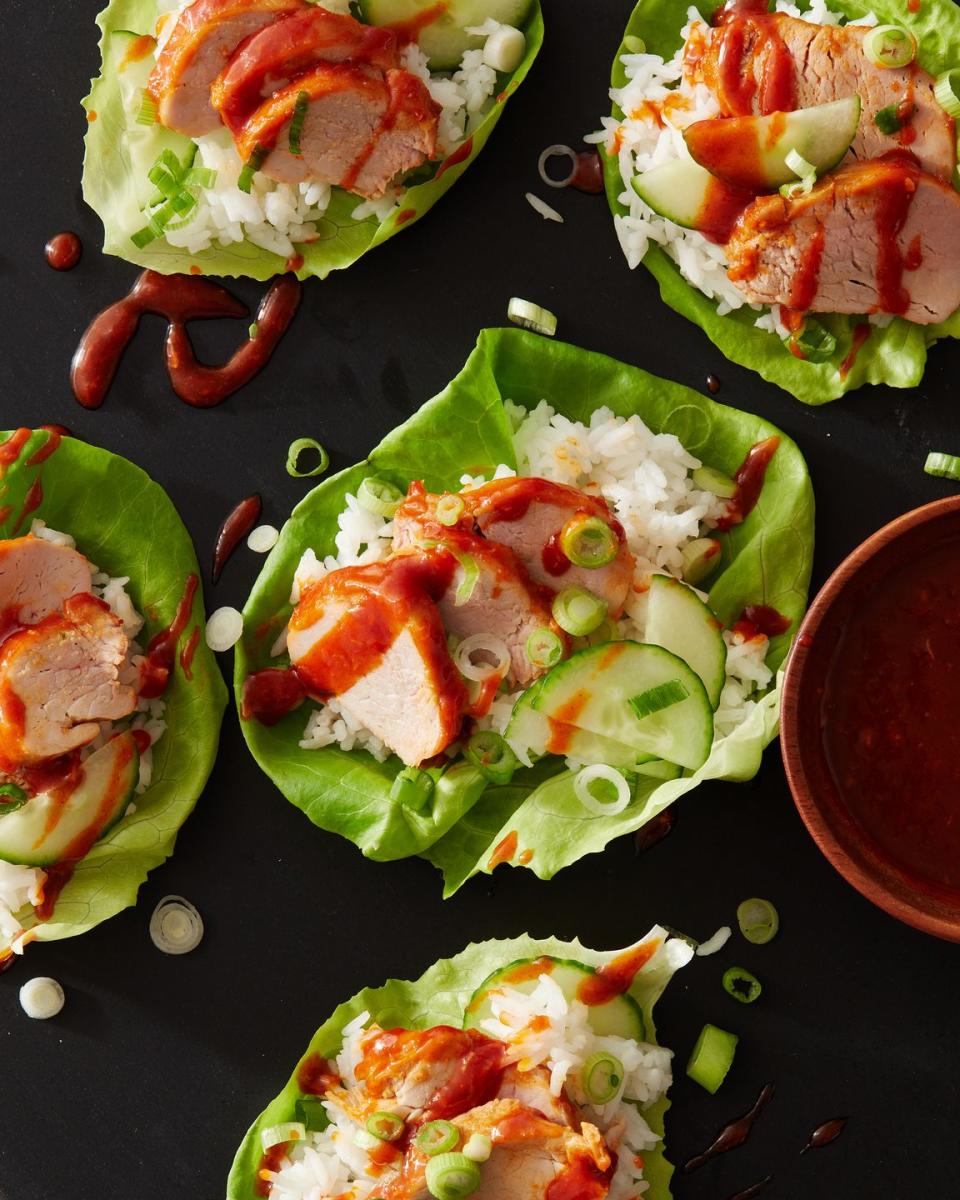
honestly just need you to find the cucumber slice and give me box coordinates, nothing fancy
[645,575,727,709]
[531,642,713,771]
[463,956,645,1041]
[0,734,139,867]
[684,96,862,190]
[359,0,533,70]
[632,157,716,228]
[506,683,655,769]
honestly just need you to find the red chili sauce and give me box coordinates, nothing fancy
[710,0,796,116]
[576,937,661,1007]
[716,436,780,530]
[213,493,261,582]
[822,536,960,892]
[139,574,199,699]
[44,232,82,271]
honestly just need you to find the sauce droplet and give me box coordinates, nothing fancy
[570,150,605,194]
[44,232,82,272]
[635,808,676,852]
[706,373,721,394]
[801,1117,847,1153]
[726,1176,772,1199]
[683,1082,775,1173]
[213,493,262,582]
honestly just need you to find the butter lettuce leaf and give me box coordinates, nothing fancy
[82,0,543,281]
[236,329,814,890]
[604,0,960,403]
[0,428,226,955]
[226,931,691,1200]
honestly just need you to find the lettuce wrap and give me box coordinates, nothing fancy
[602,0,960,404]
[0,428,226,957]
[81,0,543,282]
[226,930,691,1200]
[236,329,814,894]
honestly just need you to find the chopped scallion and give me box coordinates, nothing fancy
[131,225,157,249]
[183,166,217,190]
[552,586,608,637]
[288,90,310,156]
[507,297,558,337]
[934,69,960,118]
[681,537,721,585]
[424,1153,481,1200]
[286,437,329,478]
[238,144,268,193]
[580,1051,624,1104]
[863,23,917,68]
[357,476,403,517]
[573,764,631,816]
[436,494,465,526]
[389,766,434,811]
[559,513,618,568]
[248,323,259,340]
[450,549,480,606]
[624,34,646,52]
[737,897,779,944]
[723,966,763,1004]
[874,103,904,134]
[526,627,564,669]
[465,731,518,786]
[692,466,736,499]
[366,1112,406,1142]
[784,317,837,363]
[416,1120,460,1157]
[135,91,158,126]
[260,1122,306,1152]
[0,782,28,812]
[924,451,960,480]
[629,678,689,720]
[687,1023,738,1093]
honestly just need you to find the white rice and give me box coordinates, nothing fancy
[146,2,502,259]
[0,522,168,951]
[290,400,776,759]
[264,934,690,1200]
[587,1,878,326]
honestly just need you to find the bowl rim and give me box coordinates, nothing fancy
[781,493,960,943]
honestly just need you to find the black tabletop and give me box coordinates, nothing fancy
[2,3,958,1198]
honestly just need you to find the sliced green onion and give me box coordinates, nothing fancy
[682,537,722,585]
[135,91,157,126]
[785,148,816,179]
[450,549,480,607]
[574,764,631,816]
[425,1153,481,1200]
[389,766,434,811]
[454,633,510,682]
[238,144,268,193]
[149,895,204,955]
[925,451,960,479]
[366,1112,406,1142]
[624,34,646,52]
[629,678,689,720]
[874,103,905,134]
[526,627,564,669]
[723,966,763,1004]
[248,322,259,340]
[19,977,65,1020]
[552,587,608,637]
[184,165,217,189]
[737,897,780,944]
[779,173,815,199]
[462,1134,492,1162]
[0,783,28,813]
[436,494,465,526]
[170,190,197,217]
[785,317,837,363]
[286,437,329,478]
[580,1051,624,1104]
[465,731,518,786]
[357,476,404,517]
[148,162,181,197]
[261,1122,306,1151]
[130,225,157,249]
[692,466,736,499]
[288,90,310,156]
[863,24,916,68]
[416,1120,460,1157]
[934,69,960,118]
[687,1023,738,1094]
[559,514,618,568]
[507,297,558,337]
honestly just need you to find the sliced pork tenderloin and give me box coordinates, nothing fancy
[0,536,92,630]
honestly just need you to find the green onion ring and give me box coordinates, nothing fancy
[525,627,564,669]
[552,587,608,637]
[416,1120,460,1157]
[934,69,960,118]
[863,24,917,68]
[559,514,618,568]
[389,767,434,811]
[465,731,518,786]
[424,1153,481,1200]
[366,1112,406,1142]
[723,966,762,1004]
[357,476,404,517]
[286,438,329,479]
[580,1051,625,1104]
[924,451,960,480]
[737,897,779,944]
[436,494,465,526]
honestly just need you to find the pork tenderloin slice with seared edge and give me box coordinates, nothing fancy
[0,537,93,628]
[148,0,306,138]
[699,11,956,180]
[726,155,960,322]
[211,5,398,133]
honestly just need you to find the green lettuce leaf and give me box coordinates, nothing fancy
[226,931,689,1200]
[81,0,543,281]
[236,329,814,891]
[604,0,960,403]
[0,428,226,953]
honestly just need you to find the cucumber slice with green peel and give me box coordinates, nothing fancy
[463,956,645,1041]
[634,758,683,781]
[506,683,656,769]
[684,95,862,190]
[632,157,717,229]
[359,0,533,70]
[645,575,727,709]
[531,642,714,771]
[0,734,139,867]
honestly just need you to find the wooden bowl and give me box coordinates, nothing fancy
[781,495,960,942]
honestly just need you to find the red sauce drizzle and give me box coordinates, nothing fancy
[716,436,780,530]
[571,149,606,194]
[727,1177,773,1199]
[576,938,661,1006]
[435,136,474,179]
[179,627,200,680]
[297,1053,341,1095]
[873,150,921,316]
[241,667,308,725]
[684,1083,776,1172]
[695,176,757,244]
[44,232,82,271]
[541,529,570,577]
[284,253,304,273]
[396,208,417,225]
[27,426,65,466]
[802,1117,847,1153]
[732,603,791,640]
[139,574,199,699]
[71,270,300,410]
[838,323,871,380]
[635,807,676,852]
[788,225,825,313]
[213,493,262,583]
[0,429,32,468]
[546,1153,615,1200]
[488,829,518,869]
[254,1143,289,1198]
[712,1,796,116]
[501,956,556,984]
[12,480,43,535]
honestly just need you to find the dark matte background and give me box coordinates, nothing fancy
[2,2,958,1198]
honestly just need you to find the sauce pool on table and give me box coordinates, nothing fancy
[44,232,82,271]
[822,535,960,892]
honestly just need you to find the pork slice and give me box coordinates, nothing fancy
[701,13,956,179]
[0,594,136,766]
[348,68,439,199]
[211,5,397,133]
[0,536,92,629]
[148,0,306,137]
[466,478,635,618]
[356,1025,505,1113]
[726,156,960,322]
[497,1064,581,1128]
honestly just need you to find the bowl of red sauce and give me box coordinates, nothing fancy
[782,495,960,941]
